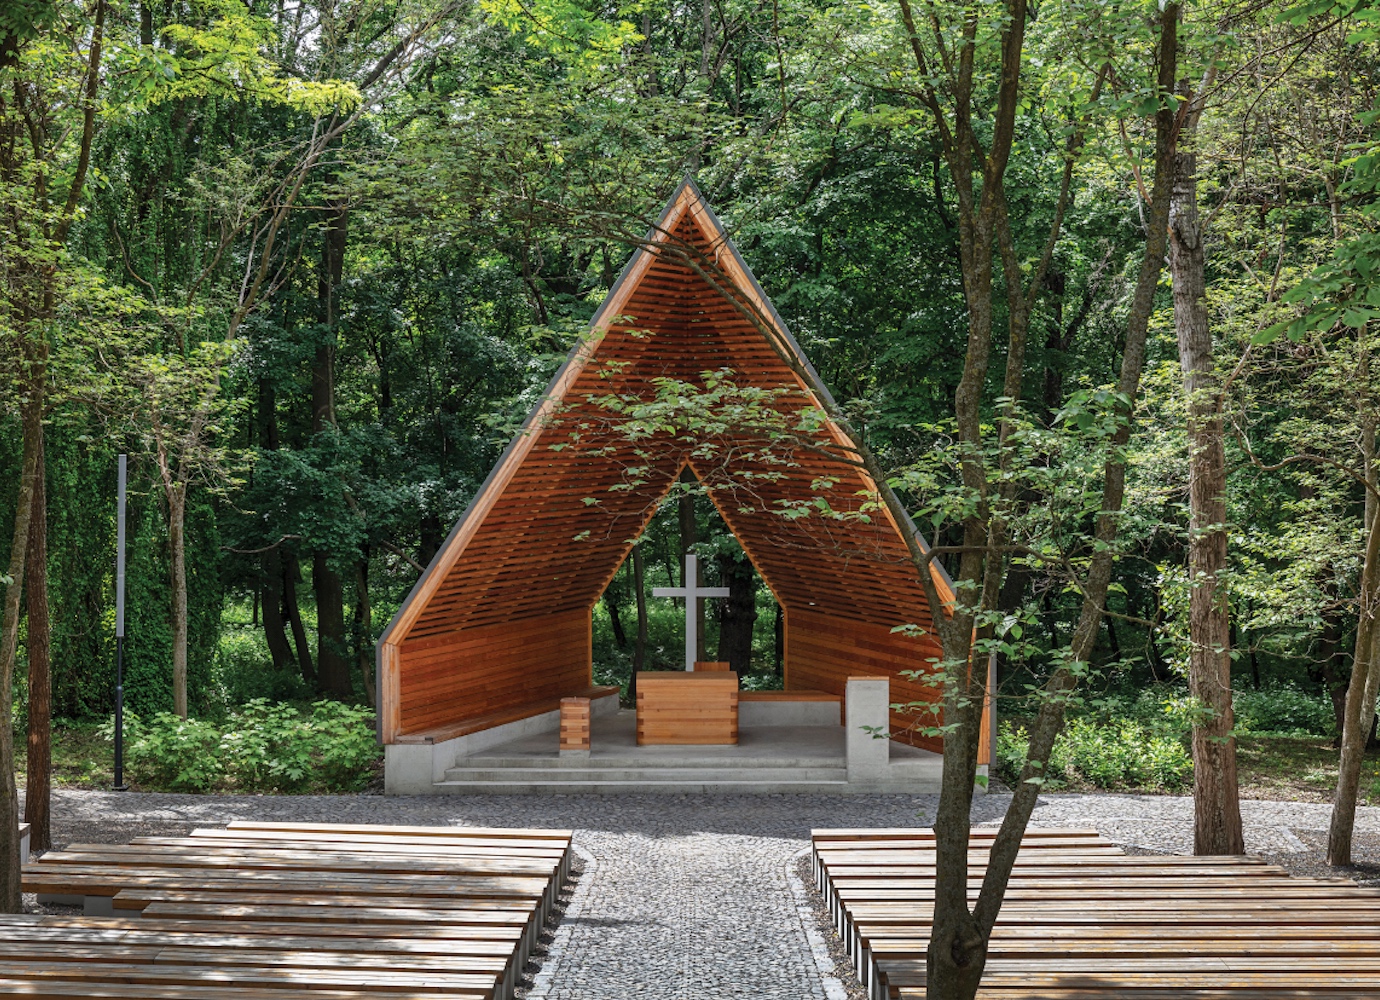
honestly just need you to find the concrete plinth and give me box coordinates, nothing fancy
[845,676,891,783]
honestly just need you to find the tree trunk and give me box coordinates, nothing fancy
[313,202,351,698]
[261,548,294,671]
[315,552,352,697]
[716,554,756,674]
[631,543,647,701]
[283,555,316,687]
[774,601,783,677]
[168,483,189,719]
[1170,116,1243,856]
[1328,495,1380,865]
[0,389,41,912]
[355,557,375,708]
[916,8,1182,995]
[604,588,627,648]
[1313,608,1347,741]
[419,513,443,567]
[24,426,51,851]
[256,377,294,670]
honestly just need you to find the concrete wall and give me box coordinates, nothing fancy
[738,698,840,727]
[384,690,619,794]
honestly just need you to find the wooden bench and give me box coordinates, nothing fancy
[635,670,738,745]
[47,843,558,878]
[392,686,619,745]
[21,822,574,1000]
[207,821,574,882]
[814,827,1380,1000]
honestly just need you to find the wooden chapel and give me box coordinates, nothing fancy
[376,179,962,755]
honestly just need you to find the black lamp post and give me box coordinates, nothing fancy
[113,453,127,792]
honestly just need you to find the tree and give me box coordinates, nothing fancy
[1168,47,1244,857]
[0,0,106,911]
[1252,0,1380,867]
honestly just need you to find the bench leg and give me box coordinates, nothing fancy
[83,895,114,917]
[35,894,83,907]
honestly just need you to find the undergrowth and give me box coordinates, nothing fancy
[105,699,380,793]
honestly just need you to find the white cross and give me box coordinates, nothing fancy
[652,554,730,671]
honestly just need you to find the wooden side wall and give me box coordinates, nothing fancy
[785,608,945,753]
[391,609,591,739]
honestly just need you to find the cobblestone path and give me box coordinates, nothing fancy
[531,832,829,1000]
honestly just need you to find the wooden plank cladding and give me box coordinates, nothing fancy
[787,609,944,753]
[636,671,739,745]
[394,610,590,740]
[377,178,960,749]
[814,827,1380,1000]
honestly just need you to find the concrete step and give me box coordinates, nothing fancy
[431,777,860,794]
[443,765,849,784]
[452,754,846,771]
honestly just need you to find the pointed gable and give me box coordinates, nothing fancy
[377,180,952,746]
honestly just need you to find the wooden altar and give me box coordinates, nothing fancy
[635,671,739,745]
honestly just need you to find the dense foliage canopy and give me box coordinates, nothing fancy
[2,0,1373,714]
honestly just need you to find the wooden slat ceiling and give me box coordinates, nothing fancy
[398,190,943,647]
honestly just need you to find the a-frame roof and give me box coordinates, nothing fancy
[379,178,952,653]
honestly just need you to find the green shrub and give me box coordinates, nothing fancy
[219,699,318,792]
[1086,683,1336,739]
[112,712,226,792]
[308,700,384,792]
[997,717,1193,792]
[109,699,380,793]
[1232,686,1335,738]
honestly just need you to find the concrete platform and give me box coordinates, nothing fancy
[434,710,944,794]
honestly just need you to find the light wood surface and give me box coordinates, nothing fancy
[559,697,591,752]
[393,610,592,740]
[813,826,1380,999]
[17,822,573,1000]
[636,671,739,745]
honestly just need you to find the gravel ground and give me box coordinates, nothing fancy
[19,788,1380,999]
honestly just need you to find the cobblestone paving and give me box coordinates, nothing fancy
[25,789,1380,999]
[528,832,833,999]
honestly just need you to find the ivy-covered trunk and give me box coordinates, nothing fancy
[24,428,52,851]
[313,201,352,699]
[168,481,189,719]
[1,387,41,913]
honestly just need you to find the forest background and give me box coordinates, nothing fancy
[3,0,1380,831]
